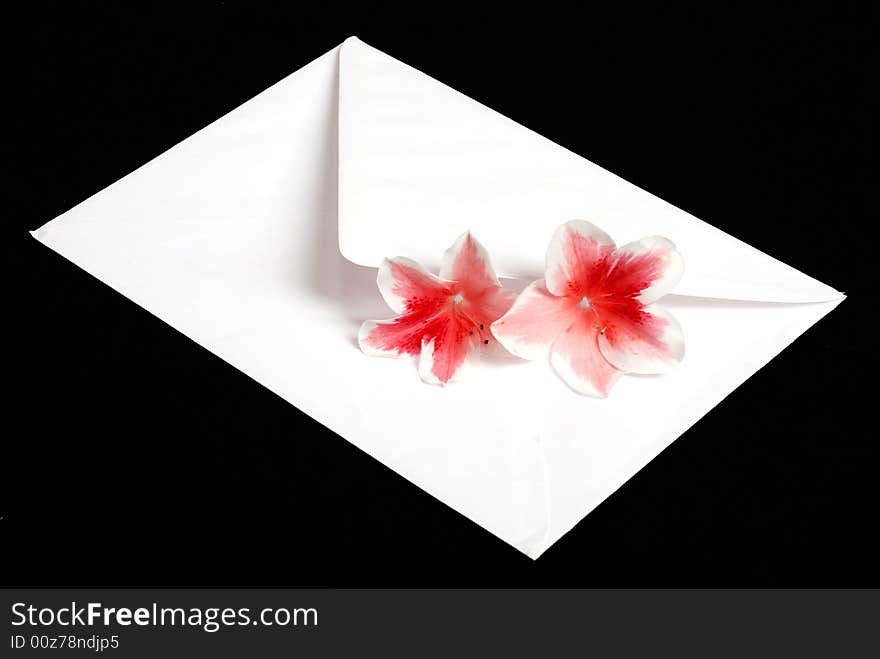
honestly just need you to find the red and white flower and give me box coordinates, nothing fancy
[359,232,516,385]
[492,220,685,397]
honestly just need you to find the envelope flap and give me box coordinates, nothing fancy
[338,37,842,303]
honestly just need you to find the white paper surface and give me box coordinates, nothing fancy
[32,38,844,558]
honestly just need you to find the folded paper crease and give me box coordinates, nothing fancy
[31,37,844,559]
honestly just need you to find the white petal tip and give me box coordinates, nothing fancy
[358,320,406,358]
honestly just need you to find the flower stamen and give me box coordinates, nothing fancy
[455,305,489,345]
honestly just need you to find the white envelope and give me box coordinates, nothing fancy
[32,37,844,558]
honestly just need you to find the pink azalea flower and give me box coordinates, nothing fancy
[492,220,685,397]
[359,232,516,385]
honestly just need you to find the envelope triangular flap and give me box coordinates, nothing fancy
[337,37,841,303]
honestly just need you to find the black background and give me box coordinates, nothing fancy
[4,2,874,585]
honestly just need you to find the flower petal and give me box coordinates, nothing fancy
[359,319,413,357]
[549,311,623,397]
[479,286,518,330]
[491,281,578,360]
[607,236,683,304]
[358,294,451,359]
[440,231,501,293]
[418,323,476,385]
[597,303,685,374]
[545,220,616,297]
[377,256,447,314]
